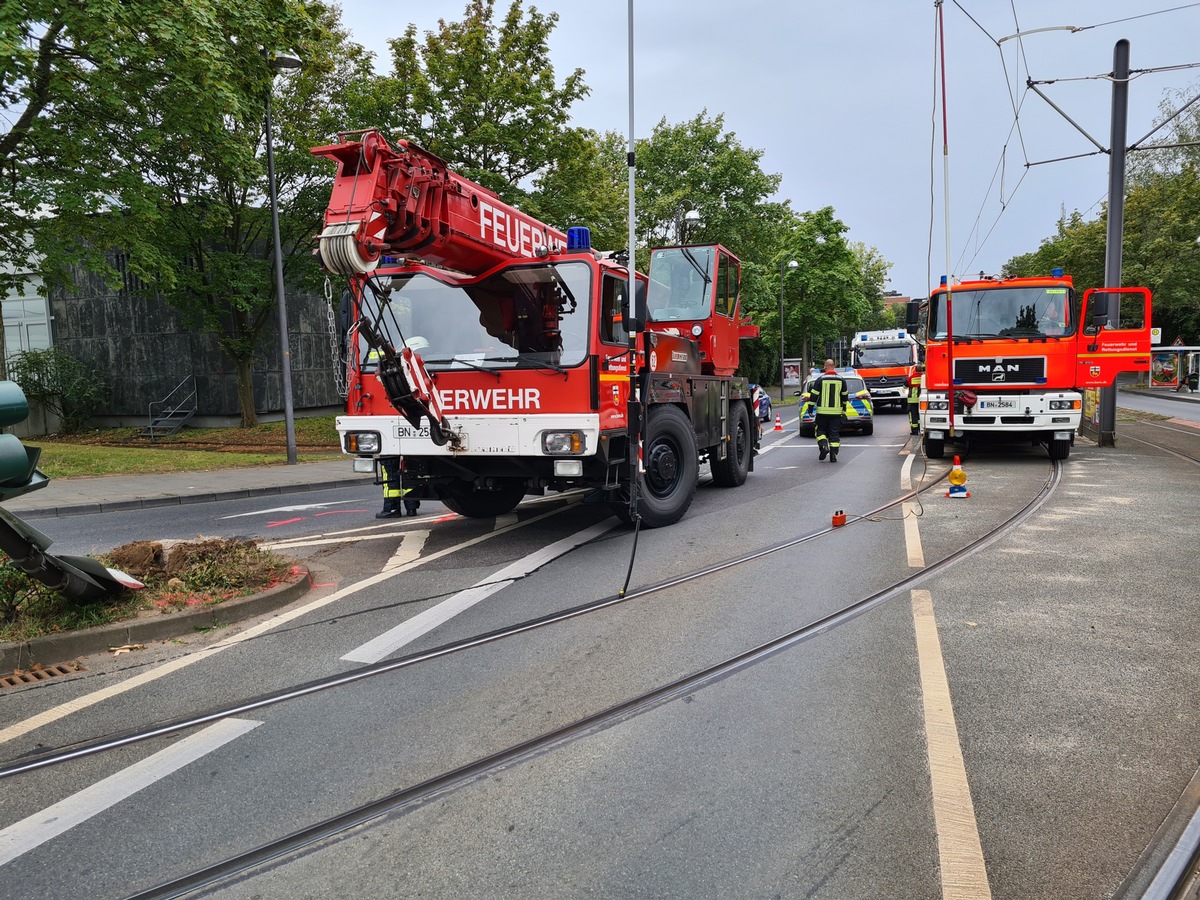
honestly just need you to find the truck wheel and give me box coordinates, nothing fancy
[710,402,751,487]
[635,405,698,527]
[923,434,945,459]
[439,479,525,517]
[1048,437,1071,461]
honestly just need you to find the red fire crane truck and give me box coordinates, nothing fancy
[917,269,1152,460]
[311,130,760,527]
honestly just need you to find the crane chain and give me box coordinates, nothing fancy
[325,276,349,399]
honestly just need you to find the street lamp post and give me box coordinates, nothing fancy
[779,259,799,401]
[265,51,301,464]
[675,200,701,244]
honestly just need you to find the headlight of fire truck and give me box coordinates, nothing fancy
[1048,399,1081,410]
[344,431,381,454]
[541,431,587,455]
[925,399,949,410]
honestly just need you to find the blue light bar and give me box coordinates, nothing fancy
[1051,267,1063,277]
[566,227,591,251]
[940,275,948,285]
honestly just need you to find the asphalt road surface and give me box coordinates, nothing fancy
[3,406,1199,899]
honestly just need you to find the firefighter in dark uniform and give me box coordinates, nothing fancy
[804,359,850,463]
[377,456,420,518]
[907,364,923,435]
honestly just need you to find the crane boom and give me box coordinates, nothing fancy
[311,129,566,276]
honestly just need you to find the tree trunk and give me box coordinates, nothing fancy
[800,323,809,379]
[235,357,257,427]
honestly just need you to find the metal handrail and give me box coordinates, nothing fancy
[144,375,197,441]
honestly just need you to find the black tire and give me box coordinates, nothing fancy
[924,434,945,459]
[635,405,699,527]
[799,423,814,438]
[860,421,874,436]
[1048,437,1071,461]
[439,479,525,517]
[710,402,751,487]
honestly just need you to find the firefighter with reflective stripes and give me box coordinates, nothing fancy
[907,364,923,436]
[377,456,419,518]
[803,359,851,462]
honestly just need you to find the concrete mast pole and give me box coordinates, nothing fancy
[1098,39,1130,447]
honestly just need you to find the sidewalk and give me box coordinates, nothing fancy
[2,458,373,520]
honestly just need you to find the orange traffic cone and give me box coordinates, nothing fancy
[773,414,783,432]
[946,455,970,498]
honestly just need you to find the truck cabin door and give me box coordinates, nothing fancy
[1075,286,1153,388]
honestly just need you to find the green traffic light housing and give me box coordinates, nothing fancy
[0,380,46,498]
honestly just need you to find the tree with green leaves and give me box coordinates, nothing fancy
[377,0,588,204]
[524,127,628,251]
[2,1,351,425]
[760,207,865,379]
[634,111,785,267]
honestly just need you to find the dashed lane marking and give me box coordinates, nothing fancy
[0,504,582,747]
[383,530,429,573]
[0,718,262,865]
[341,520,616,665]
[912,590,992,899]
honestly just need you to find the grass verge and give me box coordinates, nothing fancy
[30,416,343,479]
[0,539,294,645]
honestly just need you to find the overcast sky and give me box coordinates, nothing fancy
[337,1,1200,298]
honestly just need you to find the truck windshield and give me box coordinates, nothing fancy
[358,262,592,371]
[855,345,914,367]
[929,286,1074,340]
[646,247,714,322]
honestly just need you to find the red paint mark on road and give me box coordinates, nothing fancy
[292,565,335,588]
[268,517,305,527]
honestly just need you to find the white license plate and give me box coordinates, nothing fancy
[978,398,1016,410]
[397,423,431,439]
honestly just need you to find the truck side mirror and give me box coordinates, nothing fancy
[905,299,921,334]
[1090,292,1109,329]
[623,279,648,332]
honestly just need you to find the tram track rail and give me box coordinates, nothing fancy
[0,461,952,780]
[65,458,1061,899]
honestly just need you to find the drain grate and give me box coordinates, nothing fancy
[1,663,83,689]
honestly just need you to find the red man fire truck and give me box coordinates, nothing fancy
[917,269,1152,460]
[311,130,759,526]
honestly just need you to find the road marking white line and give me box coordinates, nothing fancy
[0,505,581,747]
[341,520,615,664]
[903,502,925,568]
[911,589,992,899]
[901,452,917,491]
[0,718,261,866]
[263,529,432,551]
[222,500,366,519]
[384,530,429,572]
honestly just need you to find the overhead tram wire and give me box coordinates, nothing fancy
[1073,2,1200,33]
[942,1,1200,278]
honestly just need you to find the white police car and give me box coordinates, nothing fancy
[797,369,873,437]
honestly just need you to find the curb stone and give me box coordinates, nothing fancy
[0,563,314,670]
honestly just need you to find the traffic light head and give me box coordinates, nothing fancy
[0,380,46,498]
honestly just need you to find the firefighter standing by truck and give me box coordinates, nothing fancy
[804,359,851,463]
[907,364,923,436]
